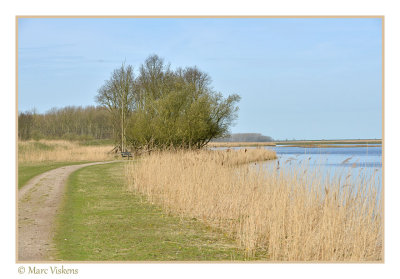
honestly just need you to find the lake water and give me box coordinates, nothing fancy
[267,145,382,169]
[268,145,383,198]
[215,145,382,190]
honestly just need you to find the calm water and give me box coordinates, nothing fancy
[268,145,382,169]
[214,145,382,189]
[268,145,383,197]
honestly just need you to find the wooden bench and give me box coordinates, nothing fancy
[121,151,133,159]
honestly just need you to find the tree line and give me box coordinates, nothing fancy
[18,106,113,140]
[18,55,241,151]
[96,55,240,151]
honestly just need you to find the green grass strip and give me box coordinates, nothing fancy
[18,161,93,189]
[54,162,249,261]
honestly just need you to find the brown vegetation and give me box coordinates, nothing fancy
[125,149,382,261]
[18,140,115,163]
[207,142,276,148]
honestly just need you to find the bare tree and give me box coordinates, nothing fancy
[96,64,136,151]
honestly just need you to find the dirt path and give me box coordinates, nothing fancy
[17,161,119,262]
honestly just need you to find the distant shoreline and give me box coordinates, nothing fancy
[279,144,381,148]
[208,139,382,148]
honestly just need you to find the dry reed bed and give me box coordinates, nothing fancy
[125,149,382,261]
[208,148,277,166]
[18,140,115,163]
[207,142,276,147]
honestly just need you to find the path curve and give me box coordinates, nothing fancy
[18,161,120,262]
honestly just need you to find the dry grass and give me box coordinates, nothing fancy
[125,149,382,261]
[18,140,115,163]
[207,142,276,147]
[203,148,277,166]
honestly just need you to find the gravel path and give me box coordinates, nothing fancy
[17,161,118,261]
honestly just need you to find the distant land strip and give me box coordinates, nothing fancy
[281,144,381,148]
[208,139,382,148]
[274,139,382,145]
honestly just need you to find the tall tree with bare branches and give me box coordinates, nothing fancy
[96,64,136,151]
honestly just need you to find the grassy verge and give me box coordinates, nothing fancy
[18,139,118,188]
[54,162,250,261]
[18,161,92,189]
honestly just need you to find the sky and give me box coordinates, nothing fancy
[17,17,382,140]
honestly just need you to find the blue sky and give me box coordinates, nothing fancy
[18,17,382,140]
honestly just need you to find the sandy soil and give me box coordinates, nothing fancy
[17,161,117,262]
